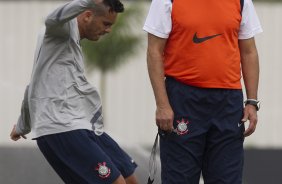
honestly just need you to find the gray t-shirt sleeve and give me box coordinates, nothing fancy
[45,0,95,27]
[45,0,95,36]
[15,85,31,135]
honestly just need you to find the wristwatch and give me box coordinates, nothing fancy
[244,99,260,111]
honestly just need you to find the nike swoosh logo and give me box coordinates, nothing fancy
[238,122,243,127]
[193,32,222,44]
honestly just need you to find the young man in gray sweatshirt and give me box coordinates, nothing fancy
[10,0,138,183]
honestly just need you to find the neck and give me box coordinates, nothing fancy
[77,17,85,40]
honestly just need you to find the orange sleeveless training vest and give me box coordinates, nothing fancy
[164,0,243,89]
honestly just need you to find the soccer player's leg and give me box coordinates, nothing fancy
[124,174,138,184]
[36,129,123,184]
[159,117,209,184]
[162,77,208,184]
[202,90,244,184]
[95,132,138,184]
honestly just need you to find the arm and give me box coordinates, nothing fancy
[10,86,31,141]
[45,0,102,36]
[45,0,100,28]
[147,33,174,131]
[239,37,259,137]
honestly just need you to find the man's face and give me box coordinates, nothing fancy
[84,10,117,41]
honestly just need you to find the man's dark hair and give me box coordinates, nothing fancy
[103,0,124,13]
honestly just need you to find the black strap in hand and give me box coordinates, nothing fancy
[147,132,159,184]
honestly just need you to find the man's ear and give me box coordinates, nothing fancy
[83,10,94,23]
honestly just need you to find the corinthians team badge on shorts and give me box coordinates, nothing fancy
[96,162,111,178]
[175,118,189,135]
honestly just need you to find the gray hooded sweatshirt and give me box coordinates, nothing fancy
[16,0,104,138]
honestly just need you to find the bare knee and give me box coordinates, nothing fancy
[112,175,126,184]
[125,174,138,184]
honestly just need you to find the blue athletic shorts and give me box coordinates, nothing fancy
[36,129,137,184]
[160,77,245,184]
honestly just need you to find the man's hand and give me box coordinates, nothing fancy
[156,105,174,132]
[10,125,27,141]
[242,105,258,137]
